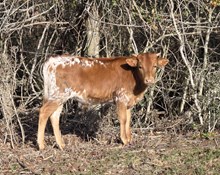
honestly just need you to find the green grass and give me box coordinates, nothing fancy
[161,148,220,175]
[76,146,220,175]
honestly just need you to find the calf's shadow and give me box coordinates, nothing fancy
[19,101,113,148]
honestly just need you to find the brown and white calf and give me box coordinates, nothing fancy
[37,52,168,150]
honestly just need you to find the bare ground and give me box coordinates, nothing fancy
[0,108,219,175]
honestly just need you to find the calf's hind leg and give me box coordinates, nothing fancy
[37,100,60,150]
[50,104,65,150]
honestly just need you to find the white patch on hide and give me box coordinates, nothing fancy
[82,60,93,67]
[115,88,131,105]
[94,59,105,66]
[43,55,106,101]
[45,55,106,69]
[62,88,87,103]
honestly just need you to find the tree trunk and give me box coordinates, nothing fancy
[86,4,100,58]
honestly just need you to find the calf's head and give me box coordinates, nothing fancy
[126,53,169,85]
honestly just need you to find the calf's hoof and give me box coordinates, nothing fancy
[38,143,45,150]
[57,143,65,150]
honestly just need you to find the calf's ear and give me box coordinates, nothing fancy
[157,58,169,67]
[131,53,138,57]
[126,58,138,67]
[156,52,161,57]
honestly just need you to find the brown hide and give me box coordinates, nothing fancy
[55,57,143,105]
[37,53,168,150]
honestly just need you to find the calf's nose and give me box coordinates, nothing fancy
[145,78,155,84]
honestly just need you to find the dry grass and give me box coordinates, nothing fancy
[0,114,219,175]
[0,105,219,174]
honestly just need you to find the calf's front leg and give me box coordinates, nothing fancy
[125,109,132,143]
[117,102,129,145]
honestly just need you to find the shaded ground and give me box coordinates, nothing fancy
[0,126,219,175]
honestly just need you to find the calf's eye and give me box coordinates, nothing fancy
[138,65,143,69]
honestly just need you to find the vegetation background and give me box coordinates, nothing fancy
[0,0,219,174]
